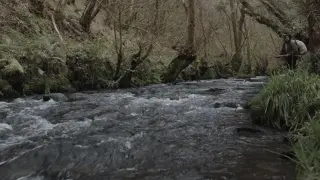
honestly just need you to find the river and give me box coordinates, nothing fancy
[0,77,295,180]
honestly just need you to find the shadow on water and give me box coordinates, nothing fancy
[0,76,295,180]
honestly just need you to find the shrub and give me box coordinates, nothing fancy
[250,70,320,179]
[293,118,320,179]
[298,53,320,74]
[250,70,320,130]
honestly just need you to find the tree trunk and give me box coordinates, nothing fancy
[244,19,252,73]
[186,0,195,50]
[79,0,102,32]
[152,0,160,35]
[162,0,196,83]
[122,0,137,30]
[239,0,289,37]
[230,0,238,52]
[230,1,246,72]
[307,0,316,52]
[118,44,153,88]
[54,0,65,31]
[112,6,124,80]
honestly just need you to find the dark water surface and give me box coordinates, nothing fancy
[0,77,295,180]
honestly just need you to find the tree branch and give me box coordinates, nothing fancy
[239,0,289,37]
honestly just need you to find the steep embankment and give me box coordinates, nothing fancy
[0,0,185,97]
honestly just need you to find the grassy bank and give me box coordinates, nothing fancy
[249,69,320,179]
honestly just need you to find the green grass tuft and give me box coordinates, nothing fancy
[250,70,320,130]
[293,119,320,179]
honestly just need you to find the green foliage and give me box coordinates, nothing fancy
[0,79,19,97]
[201,68,217,79]
[133,59,164,85]
[250,70,320,179]
[0,56,24,76]
[293,119,320,179]
[250,70,320,130]
[298,53,320,74]
[66,41,114,90]
[24,74,73,95]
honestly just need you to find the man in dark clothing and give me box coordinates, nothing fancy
[277,34,308,69]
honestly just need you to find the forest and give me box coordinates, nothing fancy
[1,0,311,96]
[1,0,320,179]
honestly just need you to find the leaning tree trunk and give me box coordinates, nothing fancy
[239,0,289,37]
[162,0,196,83]
[239,0,320,53]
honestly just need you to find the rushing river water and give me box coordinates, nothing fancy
[0,77,295,180]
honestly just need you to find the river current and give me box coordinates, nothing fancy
[0,77,295,180]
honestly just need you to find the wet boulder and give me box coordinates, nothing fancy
[44,93,68,102]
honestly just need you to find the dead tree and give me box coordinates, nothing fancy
[161,0,196,83]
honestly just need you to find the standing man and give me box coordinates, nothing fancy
[277,34,308,69]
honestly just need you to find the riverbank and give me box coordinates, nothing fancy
[249,70,320,179]
[1,0,276,99]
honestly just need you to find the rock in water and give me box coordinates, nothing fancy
[42,95,51,102]
[43,93,68,102]
[48,93,68,102]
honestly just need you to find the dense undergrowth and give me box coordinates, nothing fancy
[250,63,320,179]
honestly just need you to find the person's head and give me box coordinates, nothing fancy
[284,34,291,43]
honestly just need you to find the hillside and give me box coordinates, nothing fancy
[0,0,177,97]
